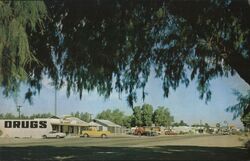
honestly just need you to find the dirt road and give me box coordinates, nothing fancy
[0,135,249,161]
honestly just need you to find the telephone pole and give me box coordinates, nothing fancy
[17,105,22,118]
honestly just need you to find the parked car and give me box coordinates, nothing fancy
[42,131,66,139]
[81,127,111,138]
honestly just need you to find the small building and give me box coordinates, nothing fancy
[0,116,89,138]
[51,116,89,136]
[93,119,121,133]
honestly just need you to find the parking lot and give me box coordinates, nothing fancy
[0,135,249,161]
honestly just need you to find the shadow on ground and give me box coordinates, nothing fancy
[0,145,249,161]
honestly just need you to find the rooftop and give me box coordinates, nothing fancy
[94,119,121,127]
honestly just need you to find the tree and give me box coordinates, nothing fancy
[29,113,52,119]
[122,116,133,128]
[241,113,250,130]
[153,106,174,127]
[96,108,126,126]
[173,120,188,127]
[227,90,250,127]
[132,106,143,126]
[96,109,113,121]
[1,1,250,108]
[179,120,188,126]
[80,112,92,122]
[3,113,16,119]
[0,1,47,100]
[204,123,210,129]
[73,111,80,118]
[141,104,153,126]
[70,111,92,122]
[0,113,4,119]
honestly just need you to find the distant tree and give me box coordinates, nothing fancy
[216,123,221,128]
[204,123,210,131]
[191,124,200,127]
[72,111,80,118]
[153,106,174,127]
[173,120,188,127]
[111,109,126,126]
[96,109,127,126]
[123,115,133,128]
[29,113,52,119]
[20,114,28,119]
[96,109,113,121]
[179,120,188,126]
[132,106,143,126]
[141,104,153,126]
[204,123,210,128]
[4,113,17,119]
[80,112,91,122]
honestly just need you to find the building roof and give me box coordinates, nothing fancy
[94,119,121,127]
[50,116,60,119]
[64,117,89,126]
[50,116,89,126]
[88,121,102,127]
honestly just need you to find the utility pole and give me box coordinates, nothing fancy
[17,105,22,119]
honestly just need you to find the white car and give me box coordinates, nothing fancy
[42,131,66,139]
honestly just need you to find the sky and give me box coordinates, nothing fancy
[0,70,249,128]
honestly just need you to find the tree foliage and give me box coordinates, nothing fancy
[241,113,250,129]
[0,1,47,99]
[141,104,153,126]
[71,111,92,122]
[132,104,174,127]
[132,106,143,126]
[0,112,52,119]
[0,0,249,108]
[153,106,174,127]
[226,90,250,127]
[172,120,188,127]
[96,108,127,126]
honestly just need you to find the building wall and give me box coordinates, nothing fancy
[108,127,122,133]
[0,119,53,138]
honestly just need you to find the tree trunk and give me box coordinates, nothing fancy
[227,53,250,86]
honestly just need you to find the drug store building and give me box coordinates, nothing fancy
[0,116,89,138]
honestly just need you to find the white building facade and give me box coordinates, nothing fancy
[0,118,54,138]
[0,117,89,138]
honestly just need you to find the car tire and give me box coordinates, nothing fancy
[101,134,107,138]
[42,135,47,139]
[56,135,60,139]
[83,133,89,138]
